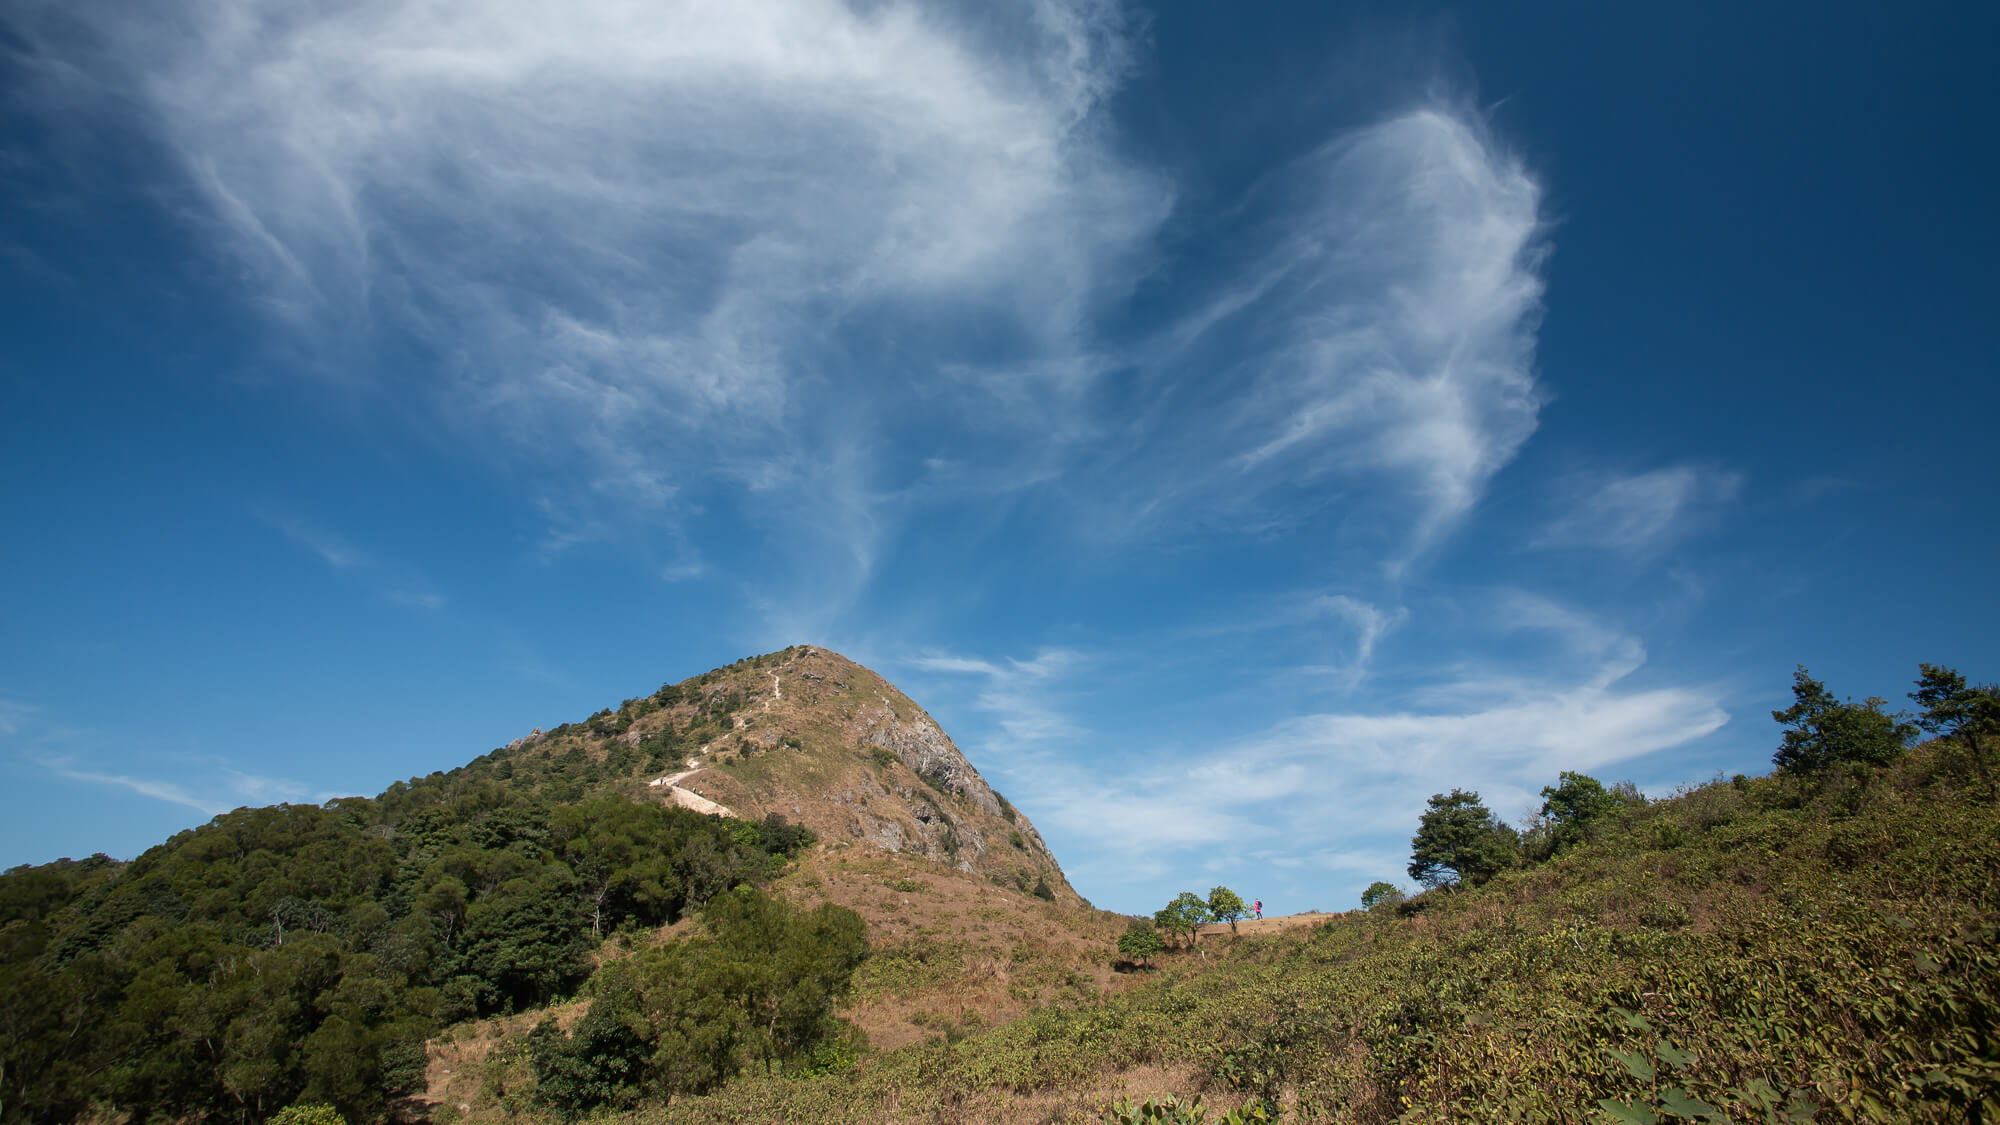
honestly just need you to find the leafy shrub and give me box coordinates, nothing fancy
[1118,922,1166,966]
[530,888,866,1119]
[1359,881,1404,911]
[270,1107,346,1125]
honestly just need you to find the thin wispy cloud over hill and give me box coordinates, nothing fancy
[3,1,1994,912]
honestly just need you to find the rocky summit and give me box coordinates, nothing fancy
[499,645,1074,901]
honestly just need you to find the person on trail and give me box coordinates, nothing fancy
[1253,899,1262,920]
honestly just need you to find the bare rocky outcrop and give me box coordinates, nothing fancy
[863,710,1005,819]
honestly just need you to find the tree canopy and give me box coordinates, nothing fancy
[1153,892,1212,948]
[0,786,806,1124]
[1911,663,2000,798]
[1407,790,1518,889]
[1772,666,1912,775]
[1538,771,1623,855]
[529,887,866,1120]
[1359,881,1404,911]
[1207,886,1246,934]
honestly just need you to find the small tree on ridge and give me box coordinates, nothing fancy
[1408,790,1518,889]
[1207,886,1246,934]
[1772,666,1912,776]
[1153,891,1211,949]
[1911,663,2000,799]
[1538,771,1621,855]
[1360,881,1403,911]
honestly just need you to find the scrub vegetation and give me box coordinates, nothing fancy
[4,659,1996,1123]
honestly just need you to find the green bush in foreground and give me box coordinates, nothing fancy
[1118,920,1166,966]
[531,887,866,1120]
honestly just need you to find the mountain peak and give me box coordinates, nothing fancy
[499,645,1075,901]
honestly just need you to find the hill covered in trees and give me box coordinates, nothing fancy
[0,647,1101,1124]
[5,657,1996,1124]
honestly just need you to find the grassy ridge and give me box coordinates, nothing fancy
[630,742,2000,1123]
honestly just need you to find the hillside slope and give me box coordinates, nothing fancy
[0,646,1113,1125]
[479,646,1076,904]
[615,739,2000,1124]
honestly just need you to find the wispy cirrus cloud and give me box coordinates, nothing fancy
[12,0,1168,600]
[1016,596,1726,901]
[1302,594,1409,688]
[29,753,319,818]
[1227,109,1546,551]
[1076,106,1548,567]
[4,703,318,818]
[254,509,444,610]
[12,0,1557,625]
[1537,464,1743,556]
[0,700,35,738]
[907,647,1090,751]
[263,513,369,570]
[29,754,228,816]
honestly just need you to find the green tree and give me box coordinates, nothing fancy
[1359,881,1404,911]
[1117,921,1165,967]
[697,887,868,1074]
[456,869,590,1010]
[1537,771,1622,854]
[1911,663,2000,798]
[1772,666,1912,776]
[1153,892,1211,949]
[531,888,866,1113]
[528,970,651,1121]
[1407,790,1518,889]
[1206,887,1246,934]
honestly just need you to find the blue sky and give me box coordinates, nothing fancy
[3,1,1995,915]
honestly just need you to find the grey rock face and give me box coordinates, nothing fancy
[863,710,1005,819]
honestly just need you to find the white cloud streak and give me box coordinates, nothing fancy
[1538,465,1743,555]
[263,513,369,570]
[18,0,1168,581]
[1028,599,1727,899]
[1098,106,1547,564]
[30,754,229,816]
[12,1,1554,618]
[1304,594,1408,687]
[908,647,1089,749]
[255,508,444,609]
[22,747,320,818]
[0,701,35,738]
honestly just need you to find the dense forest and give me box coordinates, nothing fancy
[0,658,826,1124]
